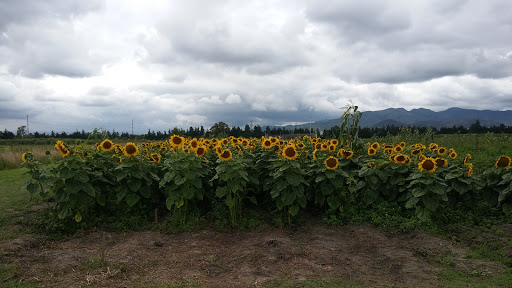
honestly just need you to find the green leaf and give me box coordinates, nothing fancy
[183,186,195,199]
[126,193,140,207]
[96,194,106,206]
[281,191,296,206]
[249,195,258,205]
[128,179,142,192]
[82,183,96,197]
[286,173,302,186]
[289,204,299,216]
[327,195,340,210]
[216,186,227,198]
[361,188,378,205]
[66,180,82,194]
[405,196,419,209]
[415,206,430,221]
[421,195,439,212]
[60,167,74,180]
[140,186,151,198]
[411,187,427,198]
[225,194,235,208]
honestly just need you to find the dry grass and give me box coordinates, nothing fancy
[0,145,55,169]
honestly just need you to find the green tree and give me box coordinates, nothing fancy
[210,122,230,138]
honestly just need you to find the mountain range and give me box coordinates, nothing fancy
[286,107,512,130]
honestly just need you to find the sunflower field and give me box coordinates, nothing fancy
[21,134,512,228]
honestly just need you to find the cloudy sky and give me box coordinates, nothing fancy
[1,0,511,134]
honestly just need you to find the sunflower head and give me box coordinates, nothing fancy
[399,142,406,148]
[100,139,114,152]
[328,144,336,152]
[411,149,422,156]
[282,145,299,160]
[365,161,376,168]
[467,163,474,177]
[495,155,511,169]
[437,147,447,155]
[429,143,438,152]
[150,153,161,164]
[54,141,70,158]
[196,146,207,157]
[22,152,33,163]
[313,149,319,160]
[123,142,139,157]
[394,145,403,153]
[371,142,380,150]
[449,151,457,159]
[112,155,122,164]
[464,154,472,165]
[368,147,377,156]
[325,156,339,170]
[419,157,436,173]
[189,138,199,150]
[169,134,185,147]
[315,143,322,150]
[395,154,407,164]
[340,149,353,159]
[330,139,339,146]
[219,149,233,161]
[435,157,448,168]
[297,142,305,149]
[262,139,273,149]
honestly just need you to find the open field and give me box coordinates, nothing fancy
[2,168,512,287]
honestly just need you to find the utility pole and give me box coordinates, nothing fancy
[27,115,29,135]
[131,120,134,136]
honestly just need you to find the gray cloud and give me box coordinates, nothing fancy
[1,0,511,133]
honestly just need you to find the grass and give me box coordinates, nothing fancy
[0,168,31,212]
[0,144,55,170]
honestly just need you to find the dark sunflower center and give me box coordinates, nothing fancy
[422,160,435,171]
[284,147,296,158]
[396,155,405,162]
[497,157,510,167]
[173,137,182,145]
[326,158,337,168]
[221,151,231,158]
[103,142,112,149]
[126,145,136,154]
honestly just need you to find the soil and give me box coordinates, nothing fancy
[1,218,509,288]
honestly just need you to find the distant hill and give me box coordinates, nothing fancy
[285,107,512,130]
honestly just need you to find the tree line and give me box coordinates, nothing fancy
[1,120,511,140]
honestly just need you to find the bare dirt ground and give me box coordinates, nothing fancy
[1,218,509,288]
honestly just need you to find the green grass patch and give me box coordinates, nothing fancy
[0,168,30,212]
[261,279,366,288]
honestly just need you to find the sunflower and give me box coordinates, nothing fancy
[189,139,199,150]
[282,145,299,160]
[313,149,319,160]
[100,139,114,152]
[270,137,278,143]
[219,149,233,161]
[328,144,336,152]
[435,157,448,168]
[340,149,354,159]
[262,139,273,149]
[395,154,407,164]
[235,145,242,153]
[365,161,376,168]
[195,146,207,157]
[315,143,322,150]
[464,154,472,165]
[150,153,161,164]
[467,163,474,177]
[394,145,403,153]
[418,154,426,161]
[54,141,70,158]
[418,157,436,173]
[330,139,339,146]
[449,151,457,159]
[384,148,393,155]
[437,147,447,155]
[429,143,438,152]
[123,142,139,157]
[21,152,33,163]
[325,156,339,170]
[495,155,511,169]
[112,155,122,164]
[411,149,422,156]
[297,142,305,149]
[169,134,185,148]
[399,142,406,147]
[371,142,380,150]
[368,147,377,156]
